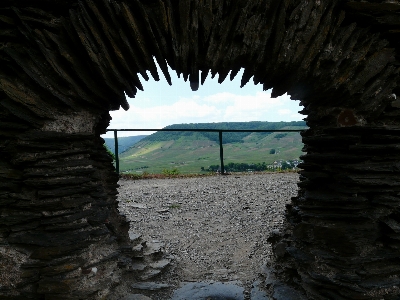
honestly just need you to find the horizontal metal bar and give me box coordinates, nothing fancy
[106,128,306,133]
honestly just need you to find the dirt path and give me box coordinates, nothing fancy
[117,173,299,299]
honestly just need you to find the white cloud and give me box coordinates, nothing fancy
[203,92,234,104]
[278,109,292,115]
[222,92,283,120]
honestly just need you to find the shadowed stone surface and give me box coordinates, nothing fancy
[250,281,269,300]
[0,0,399,299]
[171,282,245,300]
[130,282,171,291]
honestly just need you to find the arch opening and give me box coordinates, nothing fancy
[100,64,306,299]
[102,62,305,175]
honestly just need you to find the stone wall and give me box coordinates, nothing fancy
[0,0,399,299]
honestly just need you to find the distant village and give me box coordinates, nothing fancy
[267,159,302,171]
[206,159,302,173]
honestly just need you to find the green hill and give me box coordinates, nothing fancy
[118,121,307,174]
[103,135,148,154]
[144,121,306,143]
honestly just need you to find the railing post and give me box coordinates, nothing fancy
[114,130,119,174]
[219,131,225,175]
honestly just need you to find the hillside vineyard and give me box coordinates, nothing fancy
[1,1,400,299]
[111,121,306,174]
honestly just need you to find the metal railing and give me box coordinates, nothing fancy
[106,128,305,174]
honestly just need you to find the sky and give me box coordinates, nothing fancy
[102,62,304,138]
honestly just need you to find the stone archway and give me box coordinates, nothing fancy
[0,1,399,299]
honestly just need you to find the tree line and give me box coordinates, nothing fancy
[204,160,300,172]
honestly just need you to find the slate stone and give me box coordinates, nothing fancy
[132,243,144,256]
[143,241,164,256]
[273,242,286,258]
[285,247,314,264]
[149,259,171,270]
[140,269,161,280]
[0,194,16,206]
[10,221,41,232]
[0,209,42,226]
[87,210,109,226]
[129,232,142,242]
[131,204,147,209]
[40,258,84,276]
[37,278,75,294]
[128,262,146,271]
[29,242,91,260]
[8,227,108,247]
[251,281,270,300]
[131,282,171,291]
[272,283,307,300]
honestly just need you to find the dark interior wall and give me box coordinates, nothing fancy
[0,0,399,299]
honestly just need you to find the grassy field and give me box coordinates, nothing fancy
[119,130,304,174]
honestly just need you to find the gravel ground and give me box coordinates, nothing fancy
[117,173,299,299]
